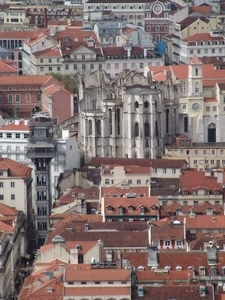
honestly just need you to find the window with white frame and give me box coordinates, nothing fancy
[176,240,182,248]
[164,240,171,247]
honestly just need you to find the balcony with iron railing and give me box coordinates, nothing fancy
[26,148,55,159]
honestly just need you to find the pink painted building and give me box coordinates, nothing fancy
[0,75,73,123]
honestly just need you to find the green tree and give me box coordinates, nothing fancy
[46,72,79,94]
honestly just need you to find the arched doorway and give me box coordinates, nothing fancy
[31,106,42,116]
[208,123,216,142]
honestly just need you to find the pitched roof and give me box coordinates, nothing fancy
[178,16,209,30]
[32,46,62,57]
[47,229,148,248]
[135,270,195,282]
[189,5,211,14]
[0,75,53,86]
[50,213,103,226]
[151,224,184,239]
[180,169,222,195]
[102,186,149,197]
[0,120,28,132]
[0,28,48,39]
[189,54,202,65]
[0,158,32,178]
[183,33,224,42]
[149,63,225,87]
[40,240,98,255]
[18,260,65,300]
[133,284,213,300]
[65,266,130,281]
[64,286,130,296]
[90,157,187,169]
[160,201,223,218]
[58,186,99,206]
[104,196,159,217]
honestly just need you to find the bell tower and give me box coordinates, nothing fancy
[188,54,203,97]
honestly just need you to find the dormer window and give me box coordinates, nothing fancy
[214,190,220,196]
[129,206,134,211]
[193,190,198,196]
[140,206,145,215]
[199,266,205,275]
[204,190,209,196]
[107,205,113,211]
[118,206,123,215]
[151,205,156,211]
[210,267,217,276]
[183,190,188,196]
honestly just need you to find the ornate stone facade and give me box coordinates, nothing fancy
[78,69,165,162]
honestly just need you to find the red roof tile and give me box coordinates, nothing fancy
[0,158,32,178]
[0,120,28,132]
[180,169,222,195]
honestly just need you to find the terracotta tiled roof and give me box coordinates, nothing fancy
[47,229,148,248]
[189,5,211,14]
[39,240,98,255]
[183,215,225,230]
[102,186,149,197]
[0,60,18,73]
[0,28,48,39]
[56,28,97,43]
[0,75,52,86]
[58,186,99,206]
[90,157,187,169]
[0,158,32,178]
[160,201,223,218]
[204,97,217,102]
[136,270,195,282]
[151,224,184,239]
[104,196,158,217]
[44,84,71,96]
[150,178,180,197]
[64,286,130,296]
[65,267,130,281]
[50,213,103,226]
[18,260,65,300]
[51,220,148,232]
[133,284,213,300]
[0,120,28,132]
[150,63,225,87]
[0,203,19,216]
[0,220,13,233]
[32,46,62,57]
[178,16,209,30]
[184,33,224,42]
[180,169,222,195]
[189,54,202,65]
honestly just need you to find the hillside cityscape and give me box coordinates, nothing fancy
[0,0,224,299]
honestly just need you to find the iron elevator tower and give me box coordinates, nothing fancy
[26,113,56,246]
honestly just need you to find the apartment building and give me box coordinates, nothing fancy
[0,205,26,299]
[0,29,49,73]
[179,169,223,206]
[164,134,225,170]
[0,75,73,123]
[166,16,210,64]
[180,31,225,64]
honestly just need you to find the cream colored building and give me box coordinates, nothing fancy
[169,17,210,64]
[3,7,26,25]
[63,267,131,300]
[164,134,225,171]
[36,238,103,264]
